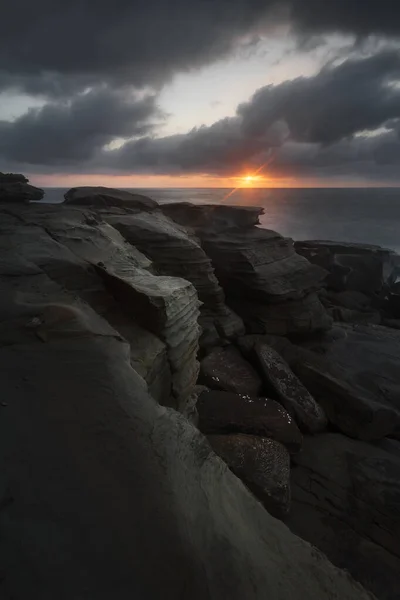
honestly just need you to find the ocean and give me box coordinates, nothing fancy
[41,187,400,253]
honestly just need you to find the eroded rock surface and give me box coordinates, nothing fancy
[64,185,158,211]
[0,172,44,202]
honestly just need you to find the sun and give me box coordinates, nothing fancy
[244,175,254,182]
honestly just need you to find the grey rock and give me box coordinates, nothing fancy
[292,324,400,440]
[64,186,158,211]
[161,201,264,232]
[0,298,375,600]
[287,433,400,599]
[208,434,291,519]
[107,211,244,345]
[295,239,398,295]
[254,343,327,433]
[197,389,303,453]
[200,346,263,396]
[0,181,44,203]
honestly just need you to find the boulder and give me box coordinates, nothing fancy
[291,324,400,440]
[254,344,327,433]
[0,295,376,600]
[208,434,291,519]
[197,389,303,453]
[107,211,244,345]
[287,433,400,599]
[161,202,264,232]
[200,346,263,396]
[295,240,398,295]
[64,186,158,211]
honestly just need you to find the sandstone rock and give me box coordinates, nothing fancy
[254,343,327,433]
[287,433,400,599]
[64,186,158,211]
[200,346,262,396]
[230,292,332,335]
[208,434,291,518]
[96,264,200,404]
[295,240,398,295]
[197,389,303,453]
[0,300,375,600]
[107,211,244,344]
[161,202,264,232]
[292,324,400,440]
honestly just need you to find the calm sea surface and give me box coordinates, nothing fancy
[42,187,400,253]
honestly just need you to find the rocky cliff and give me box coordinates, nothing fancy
[2,184,400,599]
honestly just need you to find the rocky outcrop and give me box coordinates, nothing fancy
[197,389,303,453]
[161,202,264,231]
[163,205,332,336]
[0,288,376,599]
[200,346,263,396]
[287,433,400,600]
[208,434,291,519]
[0,171,44,202]
[106,211,244,346]
[64,185,158,211]
[295,240,398,295]
[254,344,327,433]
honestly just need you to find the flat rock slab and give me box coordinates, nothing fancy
[64,186,158,211]
[208,434,291,519]
[200,346,263,396]
[292,324,400,440]
[254,343,327,433]
[290,433,400,566]
[197,390,302,453]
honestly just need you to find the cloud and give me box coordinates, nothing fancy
[97,50,400,177]
[0,87,161,164]
[1,0,400,99]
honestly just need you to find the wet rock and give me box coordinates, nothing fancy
[200,346,262,396]
[208,434,291,519]
[254,343,327,433]
[295,239,398,295]
[0,171,44,202]
[287,433,400,599]
[161,202,264,232]
[292,324,400,440]
[64,186,158,211]
[107,211,244,345]
[197,389,302,453]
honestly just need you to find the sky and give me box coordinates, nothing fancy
[1,1,400,188]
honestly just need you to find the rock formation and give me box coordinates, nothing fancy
[3,180,400,599]
[0,171,44,202]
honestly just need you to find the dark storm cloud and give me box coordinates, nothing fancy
[1,0,400,98]
[0,87,161,164]
[99,50,400,175]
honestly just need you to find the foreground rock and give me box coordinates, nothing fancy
[208,434,291,518]
[0,287,376,599]
[107,210,244,346]
[197,389,303,453]
[287,433,400,600]
[64,186,158,211]
[200,346,263,396]
[0,172,44,202]
[254,344,327,433]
